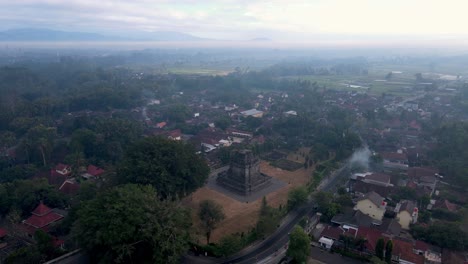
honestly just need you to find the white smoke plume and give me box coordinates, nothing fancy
[349,145,371,171]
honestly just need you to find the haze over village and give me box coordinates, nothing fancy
[0,1,467,264]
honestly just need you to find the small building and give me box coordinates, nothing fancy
[284,110,297,116]
[318,237,334,249]
[81,165,105,179]
[22,202,64,236]
[354,191,386,221]
[226,128,253,138]
[361,172,393,187]
[167,129,182,141]
[240,109,264,118]
[59,179,80,196]
[156,122,167,129]
[395,200,418,229]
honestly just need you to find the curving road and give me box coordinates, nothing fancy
[217,163,351,264]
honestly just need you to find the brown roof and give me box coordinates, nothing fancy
[381,152,407,161]
[353,181,393,197]
[408,167,438,179]
[397,200,417,214]
[358,191,385,207]
[434,199,458,212]
[393,239,425,264]
[366,173,391,184]
[320,225,344,240]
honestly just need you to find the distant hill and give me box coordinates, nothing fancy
[0,28,205,42]
[250,37,272,42]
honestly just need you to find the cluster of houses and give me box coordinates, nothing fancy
[311,164,463,264]
[0,163,106,258]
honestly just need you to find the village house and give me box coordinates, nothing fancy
[381,151,409,170]
[167,129,182,141]
[360,172,393,187]
[81,165,105,180]
[59,179,80,196]
[22,201,64,236]
[354,191,387,222]
[394,200,418,229]
[48,163,72,187]
[240,109,264,118]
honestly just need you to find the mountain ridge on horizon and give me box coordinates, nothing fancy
[0,28,209,42]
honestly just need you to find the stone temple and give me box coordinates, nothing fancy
[217,149,272,196]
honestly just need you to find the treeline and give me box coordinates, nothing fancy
[258,58,369,77]
[431,122,468,189]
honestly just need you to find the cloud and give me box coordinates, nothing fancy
[1,0,468,40]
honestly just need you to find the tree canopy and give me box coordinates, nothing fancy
[287,186,308,211]
[198,199,225,244]
[72,184,192,263]
[117,137,209,198]
[287,225,310,264]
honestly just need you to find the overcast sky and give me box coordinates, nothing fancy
[2,0,468,42]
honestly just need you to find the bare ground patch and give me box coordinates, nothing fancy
[183,160,313,244]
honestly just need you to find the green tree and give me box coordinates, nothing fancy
[198,199,225,244]
[217,234,243,257]
[287,186,308,211]
[25,125,56,167]
[370,256,387,264]
[314,191,333,212]
[385,240,393,263]
[117,137,209,198]
[287,226,310,264]
[257,197,281,237]
[214,117,231,131]
[35,229,56,260]
[375,238,385,260]
[73,184,191,264]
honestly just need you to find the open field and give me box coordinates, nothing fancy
[166,67,232,75]
[183,160,313,244]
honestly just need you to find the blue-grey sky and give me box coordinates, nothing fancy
[2,0,468,41]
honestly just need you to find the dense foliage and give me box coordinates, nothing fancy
[117,137,210,198]
[431,122,468,189]
[73,184,191,263]
[410,222,468,250]
[286,226,310,263]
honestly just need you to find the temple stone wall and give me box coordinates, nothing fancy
[217,149,272,196]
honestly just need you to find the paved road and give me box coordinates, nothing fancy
[216,162,351,264]
[60,163,352,264]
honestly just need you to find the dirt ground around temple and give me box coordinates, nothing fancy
[183,159,314,244]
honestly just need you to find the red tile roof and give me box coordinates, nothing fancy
[87,165,105,177]
[49,169,67,187]
[24,212,63,228]
[167,129,182,138]
[59,180,80,196]
[356,226,384,252]
[434,199,458,212]
[52,236,64,248]
[32,201,52,216]
[414,240,429,252]
[156,121,167,128]
[320,225,344,240]
[393,239,425,264]
[0,228,7,238]
[55,163,70,172]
